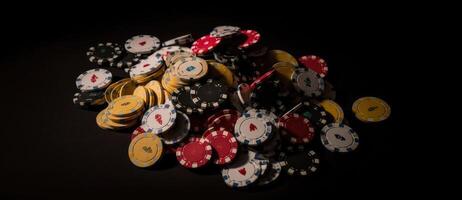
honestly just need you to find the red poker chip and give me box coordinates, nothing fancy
[206,109,241,125]
[250,69,275,90]
[202,126,225,138]
[208,113,239,133]
[298,55,328,77]
[191,35,222,55]
[205,129,238,165]
[176,137,212,168]
[239,30,261,49]
[278,113,315,144]
[131,125,148,140]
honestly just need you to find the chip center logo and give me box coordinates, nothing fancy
[238,167,247,175]
[368,106,378,112]
[155,114,163,125]
[91,74,98,83]
[304,78,312,87]
[302,112,312,119]
[186,65,196,72]
[121,102,130,107]
[249,123,257,132]
[142,146,152,153]
[139,41,146,46]
[334,134,346,141]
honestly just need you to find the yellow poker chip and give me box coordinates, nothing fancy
[128,133,163,168]
[107,95,145,117]
[110,78,131,101]
[207,60,235,87]
[133,86,150,105]
[104,83,117,103]
[145,80,164,105]
[106,108,143,123]
[146,88,157,108]
[266,50,298,67]
[273,61,296,88]
[103,114,139,130]
[96,109,112,130]
[352,97,391,123]
[119,80,137,97]
[319,100,344,123]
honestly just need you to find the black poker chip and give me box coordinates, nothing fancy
[86,42,123,66]
[278,145,320,176]
[171,86,204,114]
[73,90,106,108]
[296,101,331,129]
[190,79,228,110]
[109,52,142,68]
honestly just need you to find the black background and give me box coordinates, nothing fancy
[1,4,411,199]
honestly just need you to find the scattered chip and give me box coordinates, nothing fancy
[321,123,359,152]
[319,100,344,123]
[352,97,391,123]
[74,26,390,189]
[291,67,325,97]
[142,103,177,134]
[279,145,320,176]
[86,42,122,66]
[205,129,238,165]
[128,133,163,168]
[176,137,212,168]
[125,35,161,54]
[234,113,273,146]
[76,68,112,92]
[221,152,261,188]
[298,55,328,77]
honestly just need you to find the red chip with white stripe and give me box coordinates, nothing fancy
[176,137,212,168]
[298,55,328,77]
[207,109,241,125]
[239,30,261,49]
[278,113,315,144]
[205,129,238,165]
[191,35,222,55]
[209,113,239,133]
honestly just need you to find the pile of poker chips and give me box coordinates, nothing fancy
[72,25,392,188]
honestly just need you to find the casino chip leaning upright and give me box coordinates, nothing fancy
[72,25,391,189]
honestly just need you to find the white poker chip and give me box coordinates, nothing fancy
[75,68,112,92]
[142,103,177,134]
[234,113,273,146]
[210,25,240,38]
[125,35,161,54]
[320,123,359,152]
[129,51,164,77]
[221,153,261,188]
[291,67,325,97]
